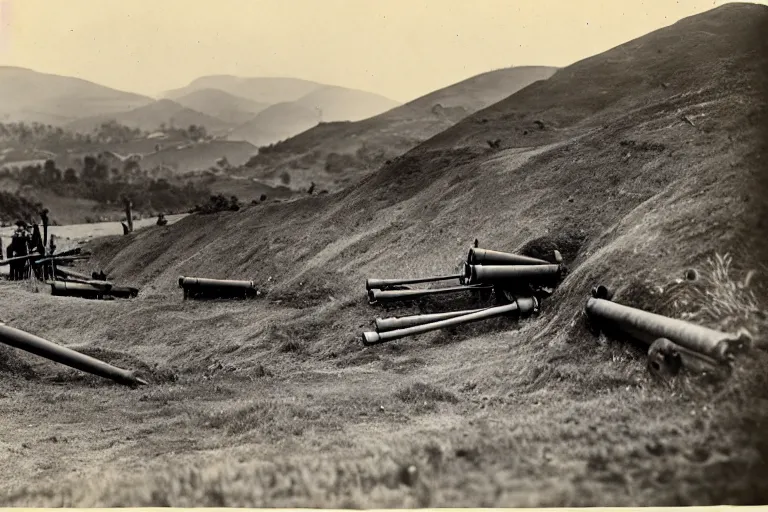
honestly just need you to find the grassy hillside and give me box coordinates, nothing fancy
[172,89,270,125]
[238,66,557,192]
[1,3,767,508]
[0,66,154,124]
[66,99,235,136]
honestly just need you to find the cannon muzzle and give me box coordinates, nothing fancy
[465,263,563,285]
[367,284,493,304]
[467,247,557,266]
[0,322,146,387]
[365,273,464,291]
[375,307,489,332]
[585,292,752,364]
[179,276,258,300]
[362,296,538,345]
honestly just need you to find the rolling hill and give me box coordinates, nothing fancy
[65,99,235,135]
[163,75,326,105]
[226,101,324,147]
[168,75,402,147]
[2,3,767,509]
[0,66,154,125]
[226,85,403,148]
[172,88,271,125]
[293,85,402,122]
[237,65,558,191]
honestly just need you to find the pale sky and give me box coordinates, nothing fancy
[0,0,764,102]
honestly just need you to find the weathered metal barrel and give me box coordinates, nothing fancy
[179,276,258,300]
[365,274,464,291]
[0,252,43,266]
[56,267,95,281]
[467,247,554,266]
[375,307,489,332]
[362,296,538,345]
[50,281,109,299]
[49,248,82,259]
[367,284,493,304]
[34,255,90,265]
[465,263,563,285]
[0,322,146,387]
[53,278,113,290]
[585,295,752,364]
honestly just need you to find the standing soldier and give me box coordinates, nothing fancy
[7,223,28,281]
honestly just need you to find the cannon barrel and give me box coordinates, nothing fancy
[467,247,554,266]
[55,267,94,281]
[51,278,113,290]
[367,284,492,304]
[365,274,463,291]
[34,255,90,265]
[585,295,751,363]
[0,252,43,266]
[179,276,258,300]
[362,296,538,345]
[375,307,489,332]
[0,322,146,386]
[465,263,563,285]
[49,248,82,259]
[50,281,108,299]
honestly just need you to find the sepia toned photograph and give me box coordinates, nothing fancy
[0,0,766,507]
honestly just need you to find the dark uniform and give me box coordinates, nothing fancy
[7,227,30,281]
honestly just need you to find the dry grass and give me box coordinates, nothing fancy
[0,4,766,508]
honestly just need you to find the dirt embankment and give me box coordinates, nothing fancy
[1,3,767,508]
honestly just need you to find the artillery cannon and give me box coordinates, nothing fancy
[367,284,493,305]
[55,267,92,281]
[0,322,146,387]
[365,273,464,291]
[362,295,538,345]
[49,280,139,300]
[464,263,565,286]
[585,285,752,378]
[179,276,259,300]
[467,247,561,266]
[375,307,489,332]
[50,281,111,300]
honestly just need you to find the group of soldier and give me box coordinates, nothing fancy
[3,209,52,281]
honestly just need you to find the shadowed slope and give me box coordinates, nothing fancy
[2,3,767,508]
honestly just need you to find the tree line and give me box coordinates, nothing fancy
[7,155,211,215]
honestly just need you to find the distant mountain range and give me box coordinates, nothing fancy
[0,67,402,147]
[0,66,154,125]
